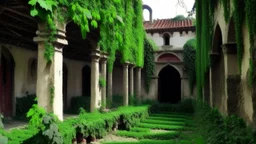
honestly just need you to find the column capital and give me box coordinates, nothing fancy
[123,61,130,66]
[33,24,68,49]
[129,63,136,68]
[221,42,237,54]
[100,52,108,62]
[91,49,101,61]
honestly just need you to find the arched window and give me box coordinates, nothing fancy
[163,33,170,46]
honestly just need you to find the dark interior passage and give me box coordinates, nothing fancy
[158,65,181,103]
[82,65,91,97]
[63,63,68,109]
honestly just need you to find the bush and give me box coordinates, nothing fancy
[194,100,256,144]
[15,94,36,120]
[150,99,195,114]
[68,96,90,114]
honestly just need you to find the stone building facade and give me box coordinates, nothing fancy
[142,5,196,103]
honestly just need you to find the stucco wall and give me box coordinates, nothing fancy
[0,44,90,108]
[146,31,195,49]
[210,0,253,122]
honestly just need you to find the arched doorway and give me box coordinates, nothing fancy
[211,24,225,112]
[0,47,15,117]
[82,65,91,97]
[63,63,68,110]
[158,65,181,103]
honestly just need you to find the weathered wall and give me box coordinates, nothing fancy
[0,44,90,108]
[209,0,253,123]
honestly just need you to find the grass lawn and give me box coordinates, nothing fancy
[101,112,195,144]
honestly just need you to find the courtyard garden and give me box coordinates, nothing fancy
[1,98,256,144]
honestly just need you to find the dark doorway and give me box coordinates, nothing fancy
[82,65,91,97]
[63,63,68,110]
[158,65,181,103]
[0,48,14,117]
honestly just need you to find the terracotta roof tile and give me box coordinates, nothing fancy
[144,19,194,31]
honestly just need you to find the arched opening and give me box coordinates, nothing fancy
[157,53,180,62]
[211,24,225,112]
[163,33,170,46]
[82,65,91,97]
[0,47,15,117]
[158,65,181,103]
[63,63,68,110]
[143,4,152,22]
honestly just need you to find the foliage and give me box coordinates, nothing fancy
[102,139,191,144]
[143,38,156,93]
[0,114,3,129]
[16,94,36,119]
[149,99,195,114]
[245,0,256,86]
[28,0,145,72]
[116,130,179,139]
[183,39,196,94]
[68,96,90,114]
[194,100,256,143]
[195,0,217,98]
[26,104,47,130]
[171,15,187,21]
[99,76,107,88]
[220,0,231,22]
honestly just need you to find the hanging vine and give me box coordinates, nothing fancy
[221,0,231,23]
[143,37,156,93]
[184,39,196,94]
[28,0,145,72]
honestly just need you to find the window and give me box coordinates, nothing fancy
[163,33,170,46]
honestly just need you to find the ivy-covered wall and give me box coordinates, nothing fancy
[28,0,145,72]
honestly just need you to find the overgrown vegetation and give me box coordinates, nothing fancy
[183,39,196,94]
[194,100,256,143]
[28,0,144,72]
[15,94,36,120]
[143,38,156,93]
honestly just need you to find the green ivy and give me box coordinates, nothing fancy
[143,38,156,93]
[221,0,231,23]
[99,76,107,88]
[28,0,145,72]
[183,39,196,94]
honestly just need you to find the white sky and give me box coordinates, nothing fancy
[142,0,194,20]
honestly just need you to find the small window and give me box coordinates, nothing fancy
[163,33,170,45]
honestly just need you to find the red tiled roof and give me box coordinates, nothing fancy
[144,19,195,31]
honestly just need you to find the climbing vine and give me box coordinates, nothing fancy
[220,0,231,23]
[183,39,196,94]
[28,0,145,72]
[143,37,156,93]
[245,0,256,86]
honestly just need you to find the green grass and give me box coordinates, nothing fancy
[136,123,185,130]
[102,139,192,144]
[141,119,186,126]
[147,116,188,122]
[116,130,179,139]
[130,127,151,132]
[150,114,192,119]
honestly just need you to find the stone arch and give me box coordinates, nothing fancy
[158,65,181,103]
[227,17,236,43]
[0,46,15,117]
[211,24,226,113]
[143,4,153,22]
[212,24,223,53]
[157,63,182,77]
[157,53,180,62]
[82,65,91,97]
[63,62,68,110]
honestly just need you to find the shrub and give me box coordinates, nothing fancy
[15,94,36,120]
[68,96,90,114]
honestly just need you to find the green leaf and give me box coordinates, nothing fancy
[84,9,92,19]
[28,0,37,6]
[91,20,98,28]
[37,0,52,11]
[30,8,38,17]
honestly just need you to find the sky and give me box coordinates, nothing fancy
[142,0,194,20]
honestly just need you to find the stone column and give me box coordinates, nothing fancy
[34,22,67,121]
[129,64,135,96]
[151,76,159,100]
[100,53,108,109]
[107,70,113,103]
[123,62,129,106]
[90,49,101,112]
[135,67,142,99]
